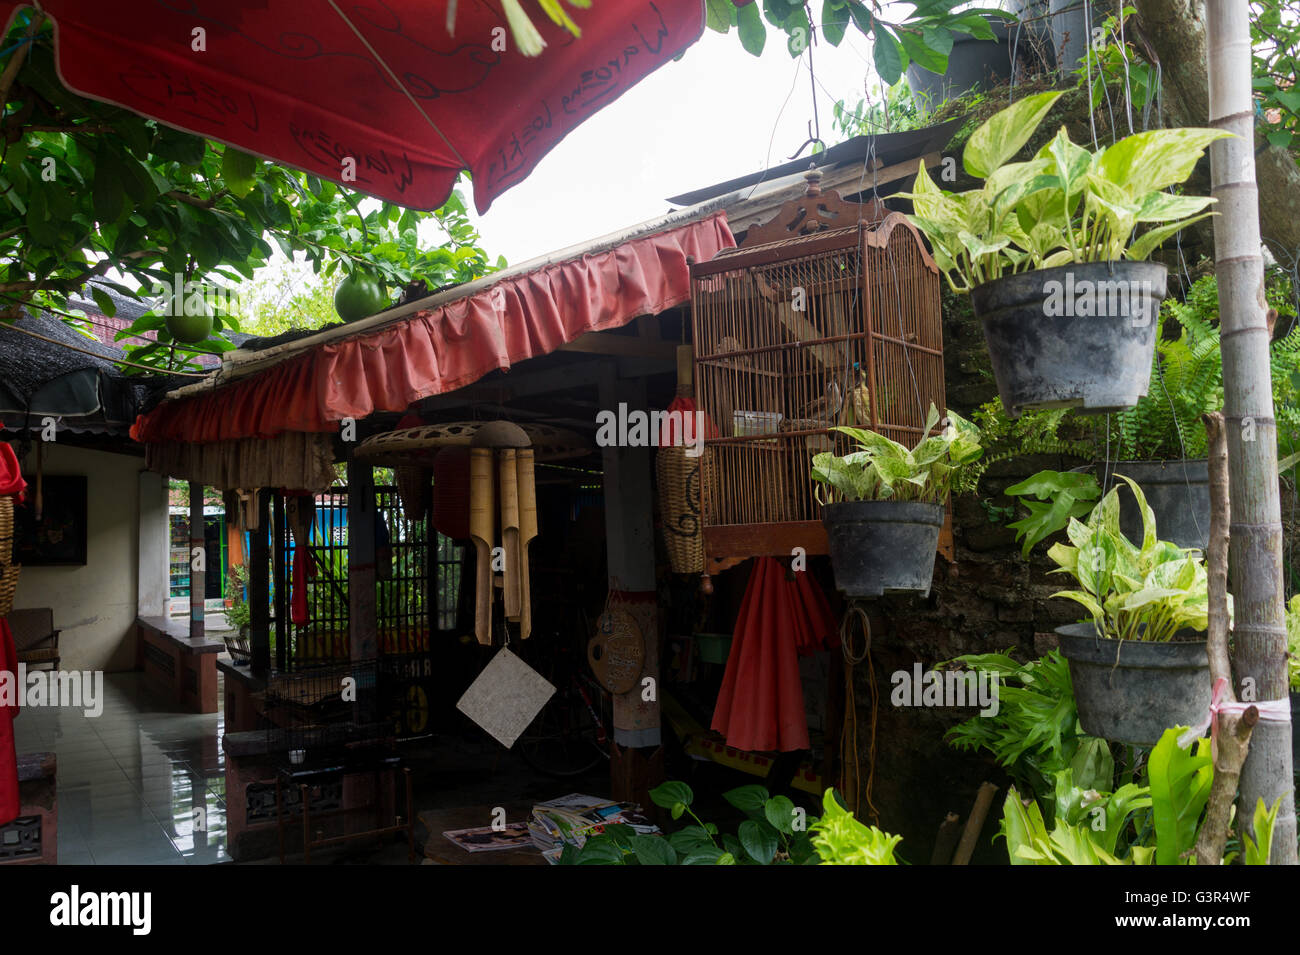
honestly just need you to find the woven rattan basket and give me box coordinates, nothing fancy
[656,445,702,574]
[0,495,20,617]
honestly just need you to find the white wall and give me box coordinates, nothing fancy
[11,444,152,672]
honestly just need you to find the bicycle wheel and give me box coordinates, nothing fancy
[516,679,607,777]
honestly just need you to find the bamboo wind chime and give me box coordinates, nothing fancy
[468,422,538,645]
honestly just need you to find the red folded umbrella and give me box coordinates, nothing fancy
[0,618,18,826]
[0,444,23,826]
[711,558,838,753]
[0,443,25,502]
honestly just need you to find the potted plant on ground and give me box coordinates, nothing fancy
[811,403,982,597]
[223,566,252,665]
[900,90,1227,417]
[1048,475,1215,746]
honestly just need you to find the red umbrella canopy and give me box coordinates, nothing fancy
[1,1,704,212]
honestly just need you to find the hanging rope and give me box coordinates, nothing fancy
[839,600,879,824]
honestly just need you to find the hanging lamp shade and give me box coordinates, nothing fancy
[432,445,472,541]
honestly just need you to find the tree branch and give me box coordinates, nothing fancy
[164,188,230,210]
[1193,410,1256,865]
[0,12,45,114]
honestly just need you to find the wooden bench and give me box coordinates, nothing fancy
[0,752,57,865]
[136,615,224,713]
[7,608,60,671]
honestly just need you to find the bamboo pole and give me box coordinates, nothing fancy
[1206,0,1296,863]
[951,783,998,866]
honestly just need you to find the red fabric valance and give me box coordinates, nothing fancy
[131,213,735,445]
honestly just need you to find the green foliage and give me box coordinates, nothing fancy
[714,0,1005,83]
[810,402,983,503]
[1001,764,1155,865]
[1047,476,1215,641]
[1003,469,1102,557]
[1112,276,1223,460]
[560,781,821,866]
[1250,0,1300,153]
[965,398,1097,492]
[224,566,251,632]
[944,650,1086,806]
[1146,727,1213,865]
[809,789,902,865]
[999,728,1216,865]
[831,82,935,139]
[1243,797,1284,865]
[1071,8,1157,116]
[1109,271,1300,462]
[897,93,1228,292]
[0,15,500,373]
[1286,594,1300,692]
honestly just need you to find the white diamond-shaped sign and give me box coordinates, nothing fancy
[455,646,556,748]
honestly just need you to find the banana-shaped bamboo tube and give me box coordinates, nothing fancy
[515,449,537,640]
[468,447,494,645]
[498,448,521,621]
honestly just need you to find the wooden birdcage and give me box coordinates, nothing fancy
[690,171,946,576]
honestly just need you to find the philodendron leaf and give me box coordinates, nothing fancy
[964,90,1065,179]
[1126,214,1217,261]
[1094,128,1232,200]
[1134,191,1216,223]
[1042,126,1092,197]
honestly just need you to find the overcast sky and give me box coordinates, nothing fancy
[466,24,881,266]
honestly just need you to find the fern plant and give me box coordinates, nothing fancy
[1110,271,1300,462]
[1111,276,1223,460]
[966,398,1097,489]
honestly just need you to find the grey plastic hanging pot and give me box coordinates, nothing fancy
[970,261,1166,417]
[1056,622,1211,746]
[905,16,1013,104]
[822,500,944,598]
[1100,459,1210,551]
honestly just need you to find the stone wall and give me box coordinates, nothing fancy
[851,285,1300,863]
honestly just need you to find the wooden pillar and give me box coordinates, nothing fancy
[347,459,377,662]
[598,367,663,803]
[249,489,272,676]
[137,471,168,618]
[188,481,205,640]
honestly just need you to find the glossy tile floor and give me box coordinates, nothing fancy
[11,671,230,865]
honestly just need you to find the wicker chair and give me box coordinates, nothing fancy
[8,607,60,671]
